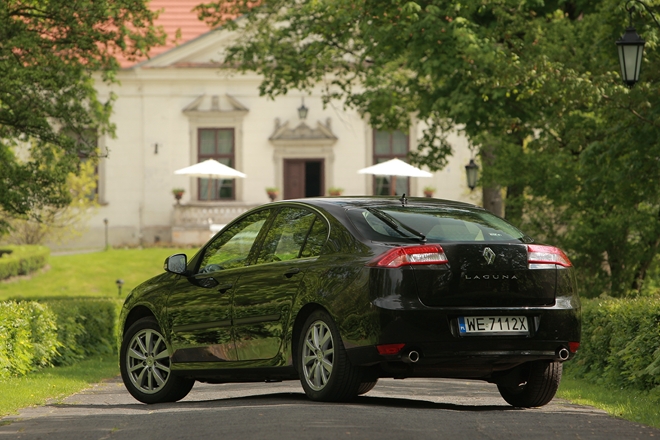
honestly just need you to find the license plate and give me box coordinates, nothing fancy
[458,316,529,335]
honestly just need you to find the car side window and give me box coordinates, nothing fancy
[300,215,328,258]
[257,208,325,264]
[198,210,271,273]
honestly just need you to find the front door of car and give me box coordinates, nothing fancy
[232,206,329,361]
[166,209,273,363]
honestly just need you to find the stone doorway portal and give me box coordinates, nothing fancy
[283,159,324,199]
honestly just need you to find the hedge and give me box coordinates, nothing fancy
[0,298,122,379]
[0,301,59,377]
[570,297,660,393]
[0,245,49,280]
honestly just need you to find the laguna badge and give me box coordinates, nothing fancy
[483,247,496,265]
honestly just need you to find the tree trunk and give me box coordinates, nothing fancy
[482,186,503,217]
[505,184,524,227]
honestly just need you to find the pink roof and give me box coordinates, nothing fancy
[119,0,213,67]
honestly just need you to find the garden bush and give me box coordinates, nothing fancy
[0,245,49,280]
[0,298,121,378]
[42,298,122,365]
[570,297,660,392]
[0,301,59,378]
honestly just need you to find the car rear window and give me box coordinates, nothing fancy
[347,206,529,243]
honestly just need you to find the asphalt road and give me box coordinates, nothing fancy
[1,376,658,439]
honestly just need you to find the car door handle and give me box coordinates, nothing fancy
[284,268,301,278]
[217,283,233,293]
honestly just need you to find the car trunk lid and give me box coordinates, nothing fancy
[414,243,557,307]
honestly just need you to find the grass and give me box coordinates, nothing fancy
[0,247,194,300]
[557,369,660,428]
[0,354,119,418]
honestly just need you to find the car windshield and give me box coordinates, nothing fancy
[348,206,530,243]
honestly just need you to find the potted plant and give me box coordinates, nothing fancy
[266,187,279,202]
[172,188,185,204]
[328,187,343,196]
[423,186,435,198]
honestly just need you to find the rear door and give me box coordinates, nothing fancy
[232,206,328,360]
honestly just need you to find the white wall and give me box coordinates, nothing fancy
[60,66,480,250]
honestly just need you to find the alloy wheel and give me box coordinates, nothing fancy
[125,328,171,395]
[302,320,335,391]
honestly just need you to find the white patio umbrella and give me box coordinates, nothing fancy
[358,158,432,196]
[175,159,246,200]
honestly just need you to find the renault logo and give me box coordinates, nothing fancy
[483,247,496,265]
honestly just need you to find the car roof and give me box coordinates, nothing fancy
[275,196,482,211]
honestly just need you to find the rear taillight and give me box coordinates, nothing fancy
[368,245,448,268]
[527,245,572,267]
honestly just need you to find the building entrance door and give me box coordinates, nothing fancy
[283,159,324,199]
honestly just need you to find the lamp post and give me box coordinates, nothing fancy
[298,97,308,120]
[465,159,479,191]
[616,0,660,87]
[116,279,124,296]
[103,218,109,250]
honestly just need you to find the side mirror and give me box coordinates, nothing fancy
[164,254,188,275]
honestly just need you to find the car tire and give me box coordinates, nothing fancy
[298,310,363,402]
[120,317,194,404]
[497,360,562,408]
[357,380,378,395]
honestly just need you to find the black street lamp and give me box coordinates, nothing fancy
[116,279,124,296]
[465,159,479,191]
[297,97,309,120]
[616,0,660,88]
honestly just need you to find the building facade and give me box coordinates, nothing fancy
[66,16,480,250]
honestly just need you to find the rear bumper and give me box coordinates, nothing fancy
[344,298,580,379]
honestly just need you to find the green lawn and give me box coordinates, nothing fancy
[0,248,194,300]
[558,369,660,429]
[0,354,119,418]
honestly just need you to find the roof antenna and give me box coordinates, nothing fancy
[399,193,408,206]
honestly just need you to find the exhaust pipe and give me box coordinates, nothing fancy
[402,350,420,363]
[557,347,570,361]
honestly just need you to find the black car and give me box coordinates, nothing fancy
[119,196,580,407]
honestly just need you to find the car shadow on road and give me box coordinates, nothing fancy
[48,391,518,413]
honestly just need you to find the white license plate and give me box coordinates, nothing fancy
[458,316,529,335]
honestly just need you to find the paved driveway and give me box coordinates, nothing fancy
[1,377,658,439]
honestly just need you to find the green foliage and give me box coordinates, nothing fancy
[0,245,49,280]
[571,297,660,392]
[0,298,120,378]
[0,301,59,378]
[42,298,122,366]
[0,0,166,234]
[4,161,99,245]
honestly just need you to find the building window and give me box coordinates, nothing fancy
[74,129,100,202]
[198,128,235,200]
[373,129,409,195]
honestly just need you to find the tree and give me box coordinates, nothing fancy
[0,0,165,233]
[196,0,660,296]
[4,160,99,245]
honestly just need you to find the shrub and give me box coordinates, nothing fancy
[570,297,660,392]
[0,245,49,280]
[41,298,122,366]
[0,301,59,378]
[0,298,121,378]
